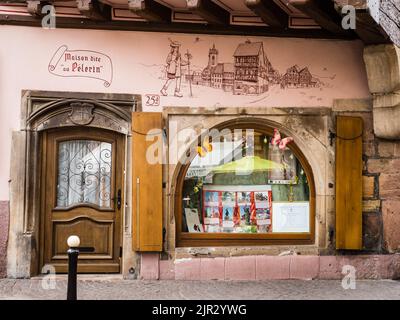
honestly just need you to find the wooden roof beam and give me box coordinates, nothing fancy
[245,0,289,28]
[128,0,171,23]
[291,0,350,35]
[26,0,43,17]
[347,9,388,44]
[76,0,111,21]
[379,0,400,46]
[186,0,230,25]
[334,0,392,45]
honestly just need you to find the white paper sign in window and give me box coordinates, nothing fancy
[272,202,310,233]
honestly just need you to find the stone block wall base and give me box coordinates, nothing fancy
[0,201,10,278]
[140,254,400,280]
[373,105,400,139]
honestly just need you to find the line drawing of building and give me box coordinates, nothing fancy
[233,40,269,95]
[282,65,300,87]
[199,44,235,92]
[281,65,319,89]
[267,60,280,84]
[211,62,235,91]
[192,40,321,95]
[201,43,218,87]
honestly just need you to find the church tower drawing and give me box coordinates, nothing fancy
[208,43,218,68]
[202,44,219,86]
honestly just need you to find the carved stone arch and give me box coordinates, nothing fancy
[171,115,317,222]
[170,115,327,198]
[24,91,139,134]
[165,108,334,255]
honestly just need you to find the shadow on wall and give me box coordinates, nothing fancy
[0,201,10,278]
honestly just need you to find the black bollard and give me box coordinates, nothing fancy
[66,235,95,301]
[67,247,79,301]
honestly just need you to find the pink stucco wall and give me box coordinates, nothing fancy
[0,26,371,202]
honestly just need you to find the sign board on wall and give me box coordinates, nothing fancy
[49,45,113,87]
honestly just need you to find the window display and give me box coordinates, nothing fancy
[181,128,312,238]
[202,185,272,233]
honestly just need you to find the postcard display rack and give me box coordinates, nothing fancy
[183,148,310,234]
[183,184,310,234]
[201,185,273,233]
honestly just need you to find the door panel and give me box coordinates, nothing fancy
[41,128,124,273]
[52,218,114,259]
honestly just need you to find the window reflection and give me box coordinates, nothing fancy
[182,130,310,234]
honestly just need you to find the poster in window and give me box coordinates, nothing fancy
[184,208,204,232]
[202,185,272,233]
[254,190,272,232]
[222,206,235,231]
[237,191,251,204]
[204,191,219,206]
[268,147,297,184]
[222,191,235,204]
[272,202,310,233]
[239,204,251,225]
[204,206,220,225]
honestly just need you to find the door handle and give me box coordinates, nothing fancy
[116,189,122,210]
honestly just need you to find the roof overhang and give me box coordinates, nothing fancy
[0,0,397,44]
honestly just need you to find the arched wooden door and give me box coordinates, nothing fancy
[40,127,124,273]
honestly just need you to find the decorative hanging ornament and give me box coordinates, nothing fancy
[278,137,294,150]
[197,136,213,157]
[270,128,294,150]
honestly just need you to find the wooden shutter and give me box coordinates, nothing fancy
[132,112,163,252]
[335,116,363,250]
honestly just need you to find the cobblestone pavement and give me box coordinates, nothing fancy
[0,277,400,300]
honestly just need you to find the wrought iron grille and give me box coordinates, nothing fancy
[57,140,112,208]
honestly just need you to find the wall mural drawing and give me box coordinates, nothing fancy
[153,37,330,106]
[31,30,367,109]
[160,40,191,98]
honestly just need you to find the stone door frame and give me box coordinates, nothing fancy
[164,107,336,257]
[7,90,140,278]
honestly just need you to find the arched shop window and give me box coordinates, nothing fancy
[176,122,315,247]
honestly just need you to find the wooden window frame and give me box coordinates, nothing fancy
[174,120,316,247]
